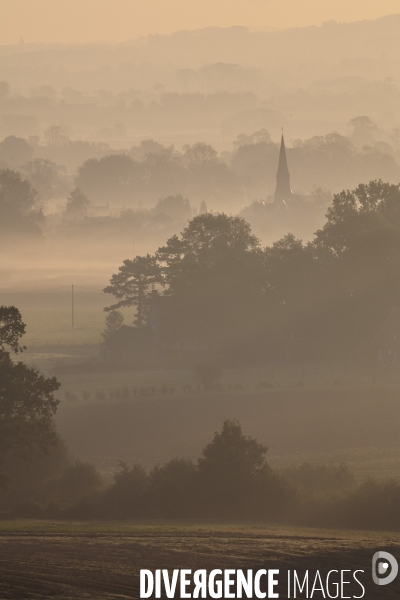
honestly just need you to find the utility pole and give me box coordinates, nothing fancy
[72,284,74,329]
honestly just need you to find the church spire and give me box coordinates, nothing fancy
[274,133,292,202]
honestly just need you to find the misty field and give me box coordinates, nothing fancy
[51,378,400,480]
[0,521,398,599]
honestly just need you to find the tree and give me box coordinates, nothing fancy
[156,213,264,343]
[0,169,43,236]
[157,213,260,284]
[311,180,400,352]
[149,459,197,517]
[0,306,26,353]
[65,187,90,219]
[183,142,218,166]
[314,180,400,255]
[0,136,34,167]
[105,462,148,518]
[198,419,268,483]
[348,116,378,147]
[153,194,191,222]
[101,310,124,340]
[21,159,59,199]
[233,128,271,149]
[49,460,103,505]
[44,125,69,147]
[75,154,145,203]
[196,420,284,516]
[104,255,163,327]
[0,307,60,477]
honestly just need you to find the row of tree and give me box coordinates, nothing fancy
[76,133,400,209]
[3,122,400,213]
[104,180,400,360]
[2,416,399,532]
[0,306,398,529]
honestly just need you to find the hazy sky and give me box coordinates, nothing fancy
[0,0,399,44]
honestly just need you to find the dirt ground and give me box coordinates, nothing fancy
[0,523,399,599]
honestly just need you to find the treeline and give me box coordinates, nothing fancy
[75,132,400,209]
[104,180,400,360]
[2,420,400,531]
[2,123,400,218]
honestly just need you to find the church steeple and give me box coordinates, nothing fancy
[274,133,292,202]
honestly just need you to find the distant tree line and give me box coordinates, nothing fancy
[2,122,400,242]
[75,132,400,211]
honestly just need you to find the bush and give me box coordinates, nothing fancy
[282,462,355,501]
[48,461,104,506]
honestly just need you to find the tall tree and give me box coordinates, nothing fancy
[65,187,90,219]
[0,307,60,480]
[156,213,264,342]
[0,306,26,353]
[104,255,163,327]
[101,310,124,340]
[21,159,59,199]
[0,169,43,236]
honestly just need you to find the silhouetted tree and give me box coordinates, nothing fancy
[65,187,90,218]
[153,194,191,222]
[101,310,124,340]
[233,128,271,149]
[149,459,197,517]
[197,419,286,517]
[0,169,43,235]
[0,307,60,481]
[198,419,268,483]
[44,125,69,147]
[75,154,145,203]
[22,159,59,199]
[0,136,34,167]
[156,213,264,342]
[348,116,378,144]
[104,255,163,327]
[0,306,26,353]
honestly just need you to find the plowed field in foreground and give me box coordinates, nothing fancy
[0,524,399,599]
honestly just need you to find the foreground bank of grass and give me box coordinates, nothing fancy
[0,519,399,540]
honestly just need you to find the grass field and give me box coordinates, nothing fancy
[0,289,137,347]
[51,382,400,480]
[0,521,398,599]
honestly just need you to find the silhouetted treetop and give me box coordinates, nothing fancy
[315,180,400,255]
[103,255,163,327]
[157,213,259,265]
[198,419,269,482]
[0,169,43,235]
[0,306,26,354]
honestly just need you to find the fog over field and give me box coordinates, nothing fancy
[2,5,400,597]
